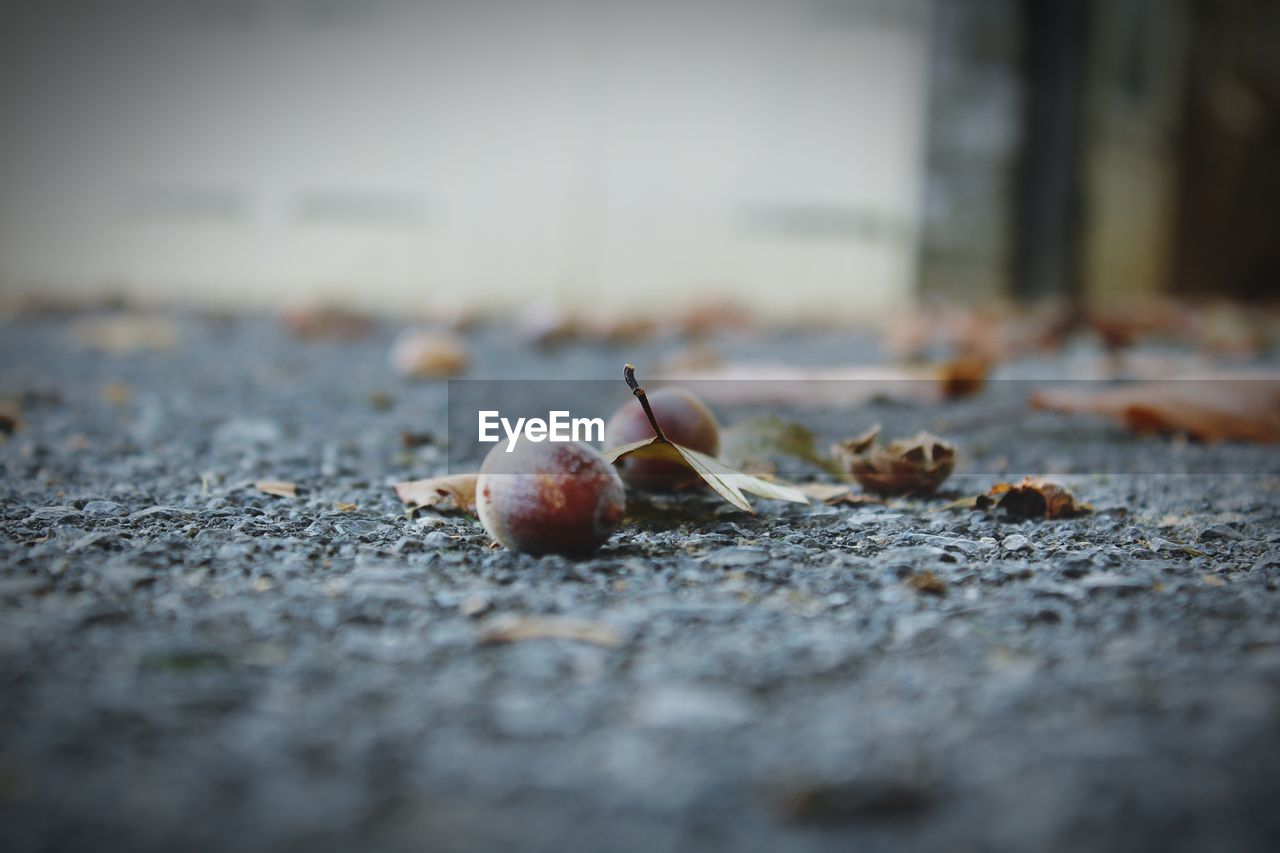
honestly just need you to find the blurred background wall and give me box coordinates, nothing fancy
[0,0,1276,320]
[0,0,928,320]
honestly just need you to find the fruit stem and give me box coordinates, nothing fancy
[623,363,668,442]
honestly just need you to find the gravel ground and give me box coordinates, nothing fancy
[2,313,1279,853]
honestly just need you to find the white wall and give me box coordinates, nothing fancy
[0,0,929,320]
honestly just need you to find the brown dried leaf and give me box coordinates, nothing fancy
[400,430,435,448]
[658,365,982,408]
[255,479,298,498]
[936,355,990,399]
[906,570,947,596]
[393,473,478,514]
[832,429,956,496]
[279,304,372,340]
[389,330,468,378]
[478,615,622,648]
[975,477,1089,520]
[1030,380,1280,443]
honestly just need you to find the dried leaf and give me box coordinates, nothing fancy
[389,330,468,378]
[334,501,357,513]
[906,570,947,596]
[936,355,990,399]
[1030,380,1280,443]
[604,437,809,513]
[658,364,983,408]
[515,303,657,348]
[393,473,478,514]
[478,615,622,648]
[674,298,756,335]
[279,304,372,340]
[720,416,847,479]
[255,480,297,498]
[975,477,1089,520]
[832,428,956,496]
[400,430,435,448]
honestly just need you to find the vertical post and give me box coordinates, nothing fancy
[1013,0,1089,303]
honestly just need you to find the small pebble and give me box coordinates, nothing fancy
[82,500,126,517]
[1002,534,1032,553]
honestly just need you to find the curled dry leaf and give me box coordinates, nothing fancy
[255,480,298,498]
[1030,380,1280,443]
[389,329,468,378]
[393,473,478,514]
[477,615,622,648]
[832,427,956,496]
[975,477,1089,520]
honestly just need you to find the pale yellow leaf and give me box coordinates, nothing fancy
[255,479,297,498]
[393,473,478,514]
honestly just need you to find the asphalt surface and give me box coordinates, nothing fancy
[1,313,1278,853]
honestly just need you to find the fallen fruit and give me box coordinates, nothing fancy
[603,366,808,512]
[605,385,720,489]
[476,440,625,557]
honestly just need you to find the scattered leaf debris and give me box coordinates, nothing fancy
[1030,379,1280,443]
[279,304,373,340]
[832,426,956,496]
[255,480,298,498]
[976,478,1090,520]
[393,473,478,514]
[478,615,622,648]
[389,330,468,378]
